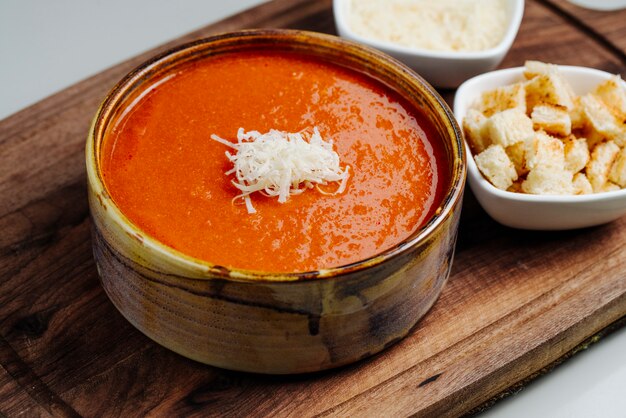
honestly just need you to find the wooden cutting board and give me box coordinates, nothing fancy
[1,0,625,416]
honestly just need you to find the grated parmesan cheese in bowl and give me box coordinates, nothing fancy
[334,0,524,88]
[211,127,350,214]
[348,0,507,53]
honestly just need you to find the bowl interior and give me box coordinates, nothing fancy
[89,29,466,280]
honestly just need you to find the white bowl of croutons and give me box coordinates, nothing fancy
[454,61,626,230]
[333,0,524,88]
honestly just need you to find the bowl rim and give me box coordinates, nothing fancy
[332,0,524,60]
[454,65,626,204]
[86,28,466,283]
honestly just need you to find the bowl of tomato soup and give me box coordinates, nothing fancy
[86,30,465,374]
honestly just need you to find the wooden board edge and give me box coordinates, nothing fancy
[463,313,626,417]
[436,294,626,417]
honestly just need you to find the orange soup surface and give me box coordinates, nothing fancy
[102,51,448,273]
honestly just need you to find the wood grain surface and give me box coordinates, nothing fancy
[1,0,625,416]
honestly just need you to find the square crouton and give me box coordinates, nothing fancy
[524,60,559,79]
[601,182,621,192]
[506,142,529,177]
[579,94,626,148]
[474,145,518,190]
[507,180,523,193]
[524,130,566,171]
[478,82,527,117]
[609,146,626,187]
[573,172,593,195]
[563,136,590,173]
[486,108,534,148]
[526,73,575,112]
[569,96,586,131]
[586,140,620,192]
[531,103,572,136]
[522,166,574,195]
[463,109,490,154]
[593,75,626,121]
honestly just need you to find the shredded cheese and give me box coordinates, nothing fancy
[211,127,350,214]
[348,0,507,52]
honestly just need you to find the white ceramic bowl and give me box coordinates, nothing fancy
[454,65,626,230]
[333,0,524,88]
[567,0,626,11]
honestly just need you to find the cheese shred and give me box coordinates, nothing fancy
[210,127,350,213]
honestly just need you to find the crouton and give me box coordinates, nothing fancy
[593,75,626,121]
[572,172,593,195]
[569,96,587,131]
[525,130,566,171]
[474,145,518,190]
[486,108,534,148]
[579,94,626,148]
[507,180,523,193]
[506,142,529,177]
[463,108,490,153]
[586,140,620,192]
[526,73,575,112]
[522,166,574,195]
[524,60,559,79]
[524,61,577,105]
[478,82,527,117]
[563,136,590,173]
[601,182,621,192]
[531,103,572,136]
[609,146,626,187]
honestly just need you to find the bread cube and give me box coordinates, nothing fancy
[593,75,626,121]
[506,142,529,177]
[531,103,572,136]
[579,94,626,148]
[524,60,559,79]
[523,61,577,107]
[601,182,621,192]
[522,166,574,195]
[486,108,534,148]
[507,180,523,193]
[463,108,490,154]
[609,146,626,187]
[526,73,575,112]
[474,145,518,190]
[525,130,566,171]
[586,140,620,192]
[563,136,590,173]
[478,82,527,117]
[569,96,587,131]
[572,172,593,195]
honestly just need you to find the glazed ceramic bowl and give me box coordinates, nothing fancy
[333,0,524,88]
[454,65,626,230]
[86,29,465,374]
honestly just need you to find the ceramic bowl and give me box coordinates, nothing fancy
[86,29,465,374]
[454,65,626,230]
[333,0,524,88]
[567,0,626,11]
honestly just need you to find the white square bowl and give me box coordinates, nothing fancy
[333,0,524,88]
[454,66,626,230]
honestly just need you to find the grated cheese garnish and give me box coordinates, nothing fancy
[210,127,350,214]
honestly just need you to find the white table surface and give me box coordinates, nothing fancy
[1,1,625,416]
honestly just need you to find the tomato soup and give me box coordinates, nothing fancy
[101,51,448,273]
